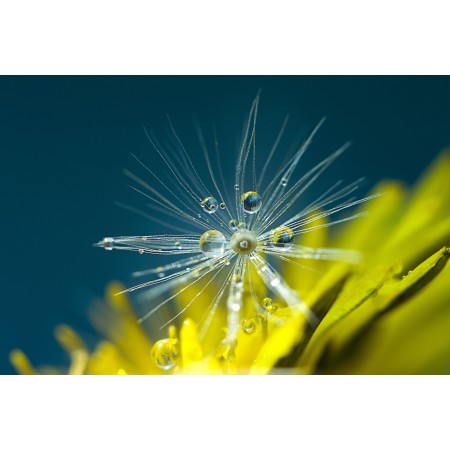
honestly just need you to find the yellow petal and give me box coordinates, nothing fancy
[250,311,308,374]
[54,324,87,353]
[309,247,450,374]
[180,318,203,367]
[389,150,450,244]
[9,349,38,375]
[88,282,158,373]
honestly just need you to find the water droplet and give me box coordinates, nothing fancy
[199,230,227,257]
[102,237,115,250]
[224,258,230,266]
[138,248,144,254]
[270,226,294,247]
[175,241,182,250]
[151,338,178,370]
[219,202,226,209]
[201,196,219,214]
[241,191,262,214]
[281,177,288,187]
[262,297,278,314]
[229,219,238,230]
[216,338,236,363]
[158,272,165,278]
[197,214,202,218]
[242,316,259,335]
[234,183,239,191]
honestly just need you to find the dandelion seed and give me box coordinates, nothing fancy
[96,94,377,369]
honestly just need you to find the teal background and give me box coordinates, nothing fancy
[1,76,450,374]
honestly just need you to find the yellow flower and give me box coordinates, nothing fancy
[10,150,450,375]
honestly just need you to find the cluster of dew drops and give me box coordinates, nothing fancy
[151,187,295,371]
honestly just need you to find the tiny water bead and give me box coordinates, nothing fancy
[200,196,218,214]
[241,191,262,214]
[216,336,237,363]
[230,230,258,255]
[270,226,294,247]
[199,230,227,257]
[151,337,178,370]
[262,297,278,314]
[229,219,238,230]
[219,202,226,209]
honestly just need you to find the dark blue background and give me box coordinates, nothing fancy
[1,76,450,374]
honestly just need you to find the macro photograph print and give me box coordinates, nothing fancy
[2,75,450,375]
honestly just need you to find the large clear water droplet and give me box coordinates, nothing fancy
[151,338,178,370]
[199,230,226,257]
[102,237,115,250]
[241,191,262,214]
[201,196,219,214]
[270,226,294,247]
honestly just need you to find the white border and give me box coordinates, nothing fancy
[0,376,448,449]
[0,1,449,74]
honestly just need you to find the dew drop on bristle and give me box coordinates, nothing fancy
[229,219,238,231]
[102,237,115,250]
[201,196,219,214]
[216,336,237,363]
[281,177,288,187]
[219,202,226,209]
[138,248,145,254]
[151,338,178,370]
[234,184,239,191]
[199,230,226,257]
[262,297,278,314]
[242,315,259,335]
[241,191,262,214]
[270,226,294,247]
